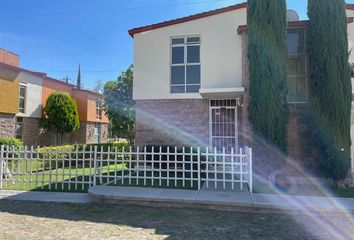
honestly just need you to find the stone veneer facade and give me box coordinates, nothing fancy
[17,119,109,146]
[135,99,209,147]
[0,113,16,138]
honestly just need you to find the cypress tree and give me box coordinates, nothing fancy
[307,0,352,182]
[247,0,288,151]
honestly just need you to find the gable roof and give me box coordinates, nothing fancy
[129,2,354,38]
[128,2,247,37]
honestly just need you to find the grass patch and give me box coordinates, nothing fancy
[2,160,127,192]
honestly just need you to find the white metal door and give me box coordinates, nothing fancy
[209,100,238,152]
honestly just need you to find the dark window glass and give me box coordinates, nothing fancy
[187,46,200,63]
[287,30,305,55]
[186,65,200,84]
[171,86,185,93]
[187,37,200,44]
[172,38,184,45]
[186,85,200,93]
[172,47,184,64]
[16,117,23,139]
[287,29,307,102]
[171,66,185,84]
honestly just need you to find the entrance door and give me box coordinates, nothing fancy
[210,100,238,152]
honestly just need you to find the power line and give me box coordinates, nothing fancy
[0,0,230,20]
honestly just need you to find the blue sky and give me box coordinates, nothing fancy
[0,0,353,89]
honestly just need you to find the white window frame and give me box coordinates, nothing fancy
[287,28,308,104]
[18,84,27,114]
[170,35,201,93]
[96,99,103,120]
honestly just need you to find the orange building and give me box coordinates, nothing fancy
[41,77,109,144]
[0,48,109,146]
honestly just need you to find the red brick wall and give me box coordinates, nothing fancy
[0,49,19,67]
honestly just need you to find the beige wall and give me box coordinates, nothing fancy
[133,8,247,100]
[17,72,43,118]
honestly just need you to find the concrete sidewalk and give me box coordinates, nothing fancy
[89,186,354,213]
[1,187,354,213]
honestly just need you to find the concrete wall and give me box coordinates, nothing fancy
[17,72,43,118]
[133,8,247,100]
[135,100,209,147]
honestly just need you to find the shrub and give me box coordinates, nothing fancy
[0,137,23,149]
[307,0,351,182]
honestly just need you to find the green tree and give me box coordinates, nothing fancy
[104,65,135,145]
[307,0,352,182]
[247,0,288,151]
[42,92,80,145]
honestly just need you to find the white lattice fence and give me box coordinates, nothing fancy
[0,145,253,192]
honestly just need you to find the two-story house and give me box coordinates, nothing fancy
[129,3,354,177]
[0,48,109,146]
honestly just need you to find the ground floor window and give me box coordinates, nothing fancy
[93,123,101,143]
[210,100,238,152]
[16,117,23,140]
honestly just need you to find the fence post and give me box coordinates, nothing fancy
[247,146,253,193]
[0,145,4,189]
[93,146,97,186]
[197,147,201,190]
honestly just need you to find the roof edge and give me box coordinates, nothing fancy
[237,17,354,34]
[347,3,354,10]
[128,2,247,37]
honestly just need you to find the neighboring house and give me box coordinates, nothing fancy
[129,3,354,175]
[0,48,109,146]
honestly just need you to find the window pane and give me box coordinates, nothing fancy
[172,38,184,45]
[287,30,305,55]
[171,86,185,93]
[19,98,25,112]
[20,86,26,97]
[187,37,200,44]
[287,76,306,102]
[186,65,200,84]
[171,66,185,84]
[187,46,200,63]
[186,85,200,93]
[172,47,184,64]
[288,55,306,76]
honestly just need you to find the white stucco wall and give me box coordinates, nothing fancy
[17,72,43,118]
[133,8,247,100]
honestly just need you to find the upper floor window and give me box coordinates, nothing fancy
[18,84,26,113]
[287,28,307,103]
[96,99,103,119]
[171,36,201,93]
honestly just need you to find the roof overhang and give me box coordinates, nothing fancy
[199,87,245,99]
[0,63,20,81]
[238,18,354,34]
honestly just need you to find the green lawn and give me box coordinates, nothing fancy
[253,179,354,198]
[2,160,127,192]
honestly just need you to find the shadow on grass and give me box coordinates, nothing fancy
[0,198,318,240]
